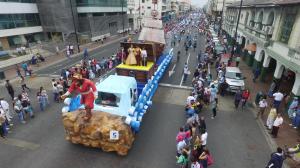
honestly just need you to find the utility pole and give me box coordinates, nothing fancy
[231,0,243,58]
[122,0,125,36]
[139,0,141,30]
[69,0,80,53]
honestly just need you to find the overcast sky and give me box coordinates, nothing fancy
[191,0,208,7]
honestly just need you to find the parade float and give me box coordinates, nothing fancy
[61,14,174,155]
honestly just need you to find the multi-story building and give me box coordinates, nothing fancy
[171,0,179,15]
[0,0,130,50]
[127,0,174,31]
[0,0,44,50]
[178,0,191,14]
[223,0,300,97]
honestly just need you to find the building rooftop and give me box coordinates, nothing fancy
[227,0,300,7]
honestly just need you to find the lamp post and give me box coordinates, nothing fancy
[230,0,243,58]
[69,0,80,53]
[121,0,125,36]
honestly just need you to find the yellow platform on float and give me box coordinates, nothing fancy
[116,62,154,71]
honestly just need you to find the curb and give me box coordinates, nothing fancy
[250,102,290,168]
[0,35,129,85]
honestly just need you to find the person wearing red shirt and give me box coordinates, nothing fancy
[61,73,97,121]
[242,89,250,109]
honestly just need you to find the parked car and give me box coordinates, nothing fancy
[225,67,246,92]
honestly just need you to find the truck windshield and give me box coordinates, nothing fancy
[225,71,243,80]
[95,92,119,107]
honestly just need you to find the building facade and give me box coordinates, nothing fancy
[0,0,130,50]
[0,0,44,50]
[223,0,300,96]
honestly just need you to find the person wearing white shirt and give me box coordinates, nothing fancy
[271,113,283,138]
[186,93,195,105]
[257,98,268,119]
[0,98,12,123]
[273,91,284,110]
[177,140,187,156]
[200,129,208,147]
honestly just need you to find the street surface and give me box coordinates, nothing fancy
[0,24,273,168]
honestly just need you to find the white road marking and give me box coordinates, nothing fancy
[180,52,191,86]
[159,83,193,90]
[168,63,176,77]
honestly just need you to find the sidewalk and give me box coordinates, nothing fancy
[238,59,299,168]
[0,34,129,83]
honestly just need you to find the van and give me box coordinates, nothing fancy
[225,67,245,92]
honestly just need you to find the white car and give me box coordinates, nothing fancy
[225,67,245,92]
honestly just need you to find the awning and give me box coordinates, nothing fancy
[143,18,163,29]
[138,27,166,44]
[244,44,256,52]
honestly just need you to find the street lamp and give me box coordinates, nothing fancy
[121,0,125,36]
[230,0,243,58]
[69,0,80,53]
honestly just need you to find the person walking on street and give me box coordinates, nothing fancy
[257,97,268,119]
[5,80,14,100]
[0,98,13,126]
[272,90,284,111]
[266,108,277,130]
[271,113,283,138]
[211,98,218,119]
[183,63,190,83]
[252,67,260,82]
[241,89,250,109]
[13,97,26,124]
[235,56,240,67]
[234,89,242,109]
[266,147,285,168]
[20,76,30,92]
[287,97,298,119]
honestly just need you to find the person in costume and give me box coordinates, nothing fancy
[61,73,97,121]
[125,45,137,65]
[135,46,142,66]
[141,47,148,66]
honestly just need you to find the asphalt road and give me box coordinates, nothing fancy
[0,25,273,168]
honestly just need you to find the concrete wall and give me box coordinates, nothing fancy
[78,14,129,37]
[36,0,78,35]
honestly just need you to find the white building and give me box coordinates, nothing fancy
[0,0,44,50]
[224,0,300,97]
[128,0,174,30]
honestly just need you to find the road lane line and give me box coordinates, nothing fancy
[159,83,193,90]
[0,138,40,150]
[180,52,191,86]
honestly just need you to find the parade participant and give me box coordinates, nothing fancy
[141,47,147,66]
[125,45,137,65]
[61,73,97,121]
[135,46,142,66]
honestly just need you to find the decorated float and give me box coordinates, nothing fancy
[61,15,174,155]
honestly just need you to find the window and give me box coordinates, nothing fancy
[142,0,145,3]
[147,6,151,9]
[95,92,119,107]
[279,13,296,44]
[0,14,41,30]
